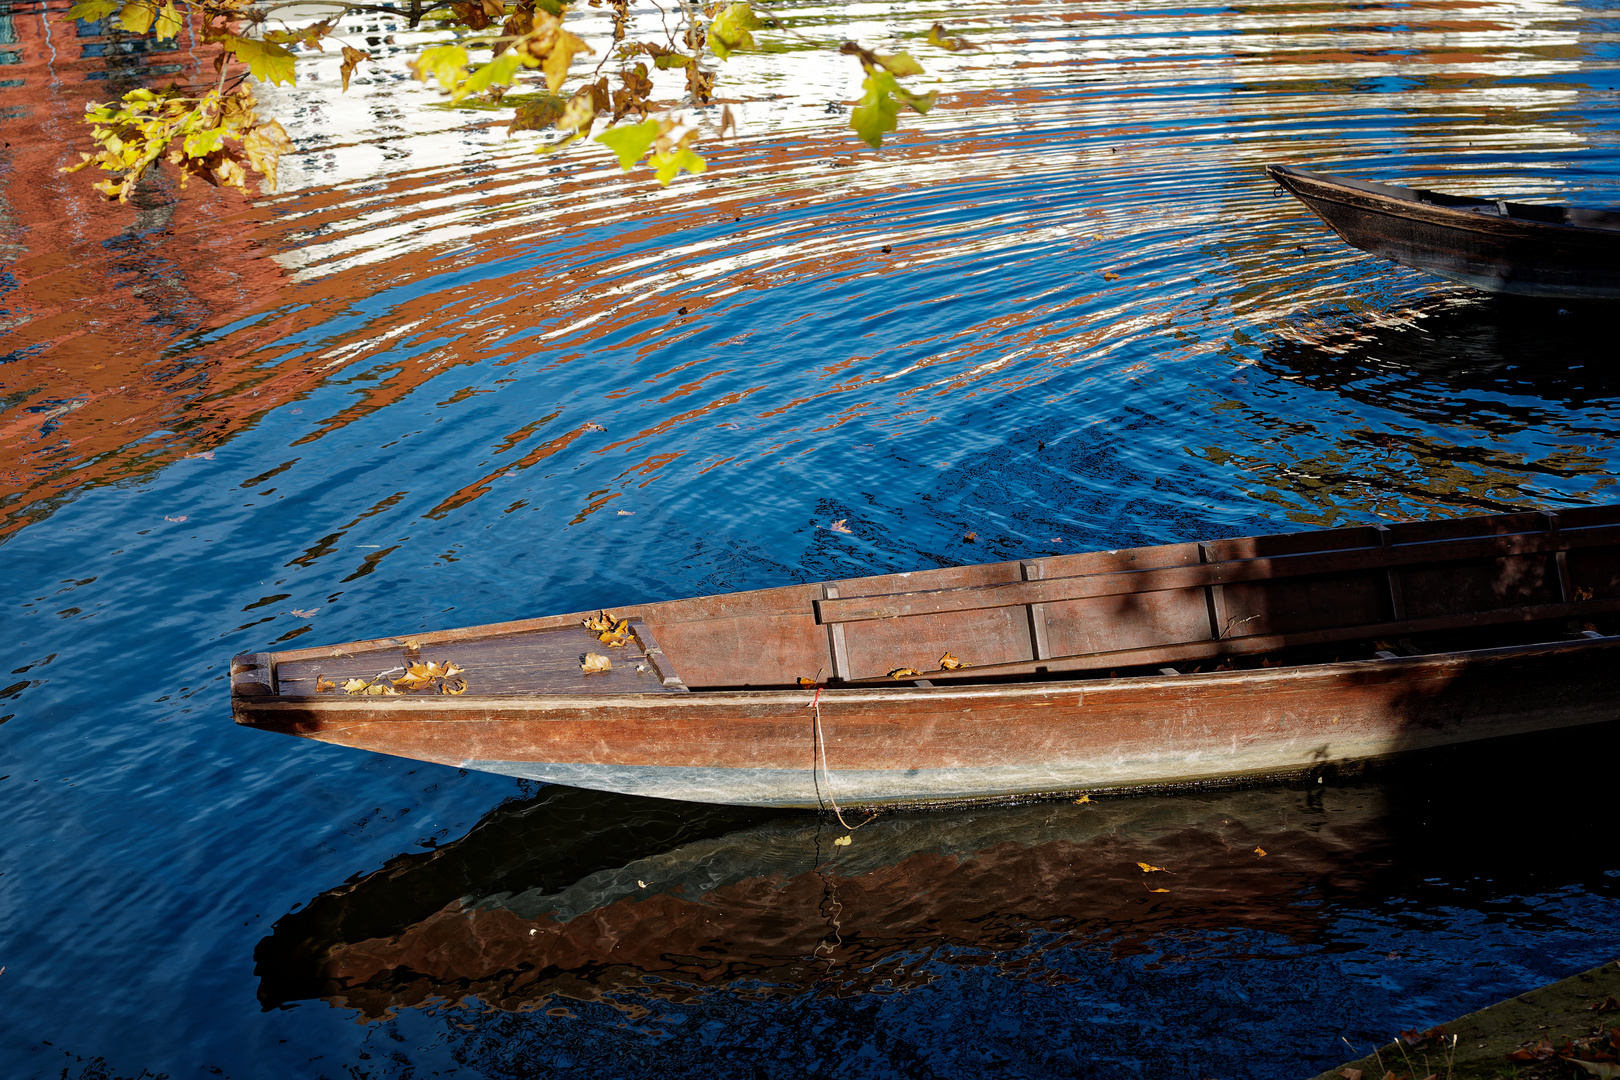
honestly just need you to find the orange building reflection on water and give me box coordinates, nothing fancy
[0,0,290,534]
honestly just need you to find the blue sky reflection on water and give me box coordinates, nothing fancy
[3,0,1620,1075]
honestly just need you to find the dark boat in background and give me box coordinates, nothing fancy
[1267,164,1620,299]
[233,506,1620,808]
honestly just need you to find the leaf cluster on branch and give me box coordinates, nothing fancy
[60,0,975,201]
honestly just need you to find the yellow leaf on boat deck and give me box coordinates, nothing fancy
[888,667,923,679]
[342,678,370,694]
[798,676,817,687]
[939,652,965,670]
[1136,862,1167,873]
[833,835,852,847]
[583,611,619,634]
[1073,794,1091,804]
[1254,847,1267,857]
[442,678,467,695]
[315,676,336,692]
[1146,886,1170,893]
[581,652,612,674]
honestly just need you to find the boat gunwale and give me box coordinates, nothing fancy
[1266,163,1620,239]
[234,632,1620,716]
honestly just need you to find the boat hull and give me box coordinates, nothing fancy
[1268,165,1620,299]
[235,636,1620,808]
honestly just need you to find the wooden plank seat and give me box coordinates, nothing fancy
[267,619,688,697]
[813,514,1620,685]
[815,520,1620,626]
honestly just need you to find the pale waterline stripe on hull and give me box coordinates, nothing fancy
[462,735,1412,808]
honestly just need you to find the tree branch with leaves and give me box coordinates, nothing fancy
[60,0,978,202]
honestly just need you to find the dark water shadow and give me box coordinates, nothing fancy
[1259,295,1620,426]
[256,721,1620,1020]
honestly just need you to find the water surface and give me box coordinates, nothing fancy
[3,0,1620,1075]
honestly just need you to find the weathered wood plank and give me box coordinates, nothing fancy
[846,596,1620,685]
[815,523,1620,626]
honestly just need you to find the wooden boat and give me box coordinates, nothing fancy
[232,505,1620,809]
[1267,164,1620,299]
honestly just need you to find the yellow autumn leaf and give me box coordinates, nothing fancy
[875,51,923,78]
[583,611,619,633]
[1254,847,1267,857]
[649,142,706,186]
[540,28,591,92]
[117,1,154,34]
[938,651,964,670]
[832,835,852,847]
[1146,886,1170,894]
[925,22,980,52]
[340,46,369,93]
[1073,794,1091,804]
[342,678,370,694]
[243,120,294,190]
[221,36,298,86]
[797,676,817,688]
[441,678,468,695]
[581,652,611,674]
[153,0,180,40]
[315,676,336,692]
[65,0,121,21]
[888,667,923,679]
[1136,862,1167,873]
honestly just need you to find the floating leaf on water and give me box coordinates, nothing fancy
[829,518,853,534]
[1254,847,1267,857]
[1136,862,1167,873]
[581,652,612,674]
[832,835,852,847]
[963,531,976,542]
[617,509,635,515]
[583,422,607,432]
[939,652,965,670]
[1102,271,1120,281]
[315,676,336,693]
[888,667,923,679]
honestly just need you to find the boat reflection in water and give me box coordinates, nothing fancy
[256,725,1618,1021]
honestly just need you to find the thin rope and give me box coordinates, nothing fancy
[807,687,877,833]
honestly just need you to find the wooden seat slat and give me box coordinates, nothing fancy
[845,595,1620,685]
[816,522,1620,626]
